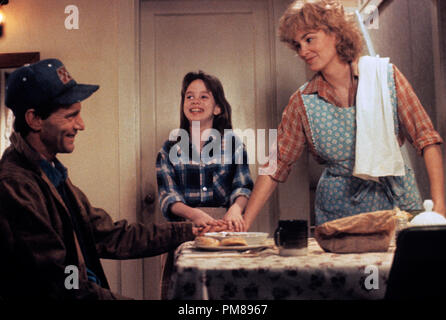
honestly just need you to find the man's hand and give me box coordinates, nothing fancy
[206,220,231,232]
[192,220,232,236]
[192,225,212,237]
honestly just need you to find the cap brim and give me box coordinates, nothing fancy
[53,83,99,106]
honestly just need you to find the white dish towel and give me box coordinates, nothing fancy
[353,56,405,181]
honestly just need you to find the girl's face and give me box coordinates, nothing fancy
[293,29,339,72]
[183,79,221,129]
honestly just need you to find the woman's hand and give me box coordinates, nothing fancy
[224,203,245,232]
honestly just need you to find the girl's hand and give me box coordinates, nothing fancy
[224,204,245,232]
[190,208,219,227]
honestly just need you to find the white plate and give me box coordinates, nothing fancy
[203,232,269,246]
[194,244,269,251]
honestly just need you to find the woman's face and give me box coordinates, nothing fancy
[183,79,221,129]
[293,29,339,72]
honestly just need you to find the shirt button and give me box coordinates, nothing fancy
[202,187,208,192]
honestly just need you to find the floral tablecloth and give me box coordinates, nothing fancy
[167,238,395,300]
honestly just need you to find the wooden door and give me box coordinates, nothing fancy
[140,0,275,299]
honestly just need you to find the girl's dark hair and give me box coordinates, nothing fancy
[180,71,232,135]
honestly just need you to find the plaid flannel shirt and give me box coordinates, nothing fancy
[156,133,253,221]
[269,63,443,182]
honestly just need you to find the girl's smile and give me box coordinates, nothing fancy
[183,79,221,130]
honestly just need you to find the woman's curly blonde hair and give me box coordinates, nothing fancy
[278,0,364,63]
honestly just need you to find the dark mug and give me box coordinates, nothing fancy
[274,220,308,256]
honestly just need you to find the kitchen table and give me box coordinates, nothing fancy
[167,238,395,300]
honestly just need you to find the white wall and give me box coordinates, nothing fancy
[0,0,135,296]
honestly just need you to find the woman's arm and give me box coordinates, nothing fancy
[393,66,445,215]
[242,175,278,231]
[241,92,307,231]
[224,138,254,231]
[423,144,445,215]
[224,195,248,232]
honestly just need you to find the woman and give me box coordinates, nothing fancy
[156,71,253,232]
[243,0,444,229]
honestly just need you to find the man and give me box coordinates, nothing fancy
[0,59,202,299]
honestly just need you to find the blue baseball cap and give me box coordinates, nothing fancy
[5,58,99,115]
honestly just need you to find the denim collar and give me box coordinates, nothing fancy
[39,158,68,188]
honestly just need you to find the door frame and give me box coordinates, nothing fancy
[0,52,41,156]
[116,0,143,299]
[431,0,446,134]
[138,0,280,299]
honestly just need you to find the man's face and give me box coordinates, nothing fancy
[39,102,85,159]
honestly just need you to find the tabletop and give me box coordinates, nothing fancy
[167,238,396,300]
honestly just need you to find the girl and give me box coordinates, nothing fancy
[156,71,254,232]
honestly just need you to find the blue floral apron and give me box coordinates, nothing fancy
[301,65,422,225]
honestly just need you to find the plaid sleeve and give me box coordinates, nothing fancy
[394,65,443,155]
[156,145,185,220]
[229,141,254,205]
[269,91,307,182]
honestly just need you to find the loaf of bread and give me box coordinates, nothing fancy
[220,237,248,246]
[394,207,413,220]
[195,236,220,247]
[315,209,396,253]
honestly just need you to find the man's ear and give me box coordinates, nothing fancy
[24,109,43,132]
